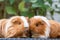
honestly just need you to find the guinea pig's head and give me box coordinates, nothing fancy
[29,16,50,38]
[4,16,29,38]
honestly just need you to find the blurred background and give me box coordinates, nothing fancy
[0,0,60,22]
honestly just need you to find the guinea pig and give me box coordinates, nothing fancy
[29,16,60,38]
[0,16,29,38]
[49,20,60,38]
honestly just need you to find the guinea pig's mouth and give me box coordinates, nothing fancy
[22,27,30,37]
[29,30,39,37]
[31,31,40,38]
[32,34,40,38]
[24,27,29,32]
[31,32,38,35]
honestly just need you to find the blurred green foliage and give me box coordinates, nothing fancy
[0,0,58,19]
[18,0,53,17]
[9,0,15,5]
[5,6,16,15]
[0,0,4,2]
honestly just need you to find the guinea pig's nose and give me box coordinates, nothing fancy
[24,27,28,32]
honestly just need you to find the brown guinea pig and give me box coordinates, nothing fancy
[29,16,60,38]
[0,16,29,38]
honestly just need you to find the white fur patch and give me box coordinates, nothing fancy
[34,16,50,38]
[5,20,12,33]
[20,16,29,28]
[39,35,47,38]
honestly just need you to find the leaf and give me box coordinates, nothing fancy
[18,1,28,12]
[30,0,37,3]
[5,6,16,15]
[9,0,15,5]
[31,3,40,8]
[31,0,45,9]
[31,3,46,9]
[0,0,4,2]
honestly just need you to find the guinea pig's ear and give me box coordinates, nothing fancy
[11,17,21,24]
[12,18,18,23]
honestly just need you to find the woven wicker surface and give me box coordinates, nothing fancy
[0,38,60,40]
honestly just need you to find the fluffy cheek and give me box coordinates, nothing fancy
[35,25,46,35]
[6,27,17,38]
[5,25,25,38]
[30,24,46,36]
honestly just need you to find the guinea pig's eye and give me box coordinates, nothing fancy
[36,24,39,27]
[18,22,21,24]
[13,21,21,25]
[35,22,40,27]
